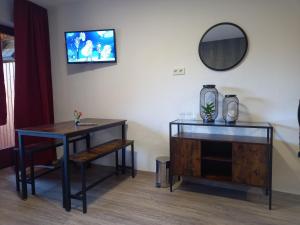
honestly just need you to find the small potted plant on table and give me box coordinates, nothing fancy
[201,102,215,122]
[74,110,82,126]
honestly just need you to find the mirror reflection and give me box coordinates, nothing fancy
[199,23,248,71]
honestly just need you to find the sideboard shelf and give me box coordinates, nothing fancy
[173,132,270,145]
[169,119,273,210]
[202,156,232,163]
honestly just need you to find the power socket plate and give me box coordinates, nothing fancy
[173,68,185,76]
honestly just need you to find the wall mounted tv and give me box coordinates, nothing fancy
[65,29,117,64]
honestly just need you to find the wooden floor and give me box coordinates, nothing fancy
[0,165,299,225]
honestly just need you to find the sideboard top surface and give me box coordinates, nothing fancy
[170,120,272,129]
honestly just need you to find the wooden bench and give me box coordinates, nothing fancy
[69,139,135,213]
[14,135,89,195]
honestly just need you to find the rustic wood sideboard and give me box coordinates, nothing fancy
[169,120,273,209]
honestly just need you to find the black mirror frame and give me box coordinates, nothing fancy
[198,22,248,71]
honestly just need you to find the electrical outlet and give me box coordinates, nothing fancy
[173,68,185,75]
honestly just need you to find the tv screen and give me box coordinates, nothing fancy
[65,29,117,63]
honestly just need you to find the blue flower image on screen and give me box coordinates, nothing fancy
[65,29,116,63]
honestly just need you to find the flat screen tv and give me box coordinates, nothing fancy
[64,29,117,64]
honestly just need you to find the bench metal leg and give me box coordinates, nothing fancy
[81,164,87,213]
[122,148,126,174]
[29,153,36,195]
[73,142,77,154]
[14,152,20,192]
[115,150,119,175]
[86,134,92,169]
[131,144,135,178]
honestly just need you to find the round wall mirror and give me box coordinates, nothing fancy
[198,22,248,71]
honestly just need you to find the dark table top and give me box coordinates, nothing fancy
[16,118,126,137]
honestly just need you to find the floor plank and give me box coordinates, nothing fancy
[0,165,299,225]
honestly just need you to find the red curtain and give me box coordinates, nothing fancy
[0,44,7,126]
[14,0,56,164]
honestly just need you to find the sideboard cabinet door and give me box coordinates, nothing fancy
[171,138,201,177]
[232,143,268,187]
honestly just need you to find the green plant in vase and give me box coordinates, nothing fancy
[201,102,215,122]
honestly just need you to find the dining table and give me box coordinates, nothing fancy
[16,118,127,211]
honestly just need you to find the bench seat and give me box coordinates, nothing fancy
[68,139,135,213]
[14,135,88,153]
[69,139,134,164]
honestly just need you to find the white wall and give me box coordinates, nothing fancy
[0,0,13,27]
[48,0,300,195]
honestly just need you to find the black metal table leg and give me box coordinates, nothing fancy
[86,134,92,168]
[115,150,119,175]
[269,149,273,210]
[61,158,66,209]
[121,124,126,174]
[81,163,87,213]
[169,123,173,192]
[63,136,71,211]
[18,133,27,199]
[268,127,273,210]
[29,153,36,195]
[86,134,91,149]
[269,186,272,210]
[169,171,173,192]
